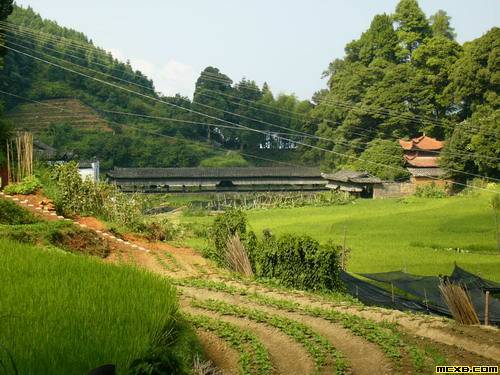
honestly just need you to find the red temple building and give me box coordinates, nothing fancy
[399,135,448,186]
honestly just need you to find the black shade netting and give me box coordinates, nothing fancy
[341,265,500,325]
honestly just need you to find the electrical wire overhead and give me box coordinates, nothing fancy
[1,28,498,190]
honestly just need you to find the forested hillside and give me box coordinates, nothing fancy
[0,1,498,178]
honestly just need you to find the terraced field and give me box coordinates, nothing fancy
[3,193,500,374]
[5,98,111,132]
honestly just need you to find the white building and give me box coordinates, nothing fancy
[78,160,100,182]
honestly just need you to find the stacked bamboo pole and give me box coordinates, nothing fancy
[439,281,480,325]
[225,234,254,277]
[6,132,33,183]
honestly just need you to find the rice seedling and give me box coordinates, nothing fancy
[0,238,198,374]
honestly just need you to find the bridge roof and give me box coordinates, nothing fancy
[107,167,322,179]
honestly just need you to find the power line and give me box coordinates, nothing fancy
[199,71,499,140]
[5,26,497,151]
[3,22,455,133]
[3,45,499,191]
[1,21,141,72]
[0,36,409,158]
[3,35,498,176]
[4,20,495,139]
[196,74,499,158]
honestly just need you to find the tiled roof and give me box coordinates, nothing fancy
[399,135,444,151]
[321,170,382,184]
[407,167,446,177]
[107,167,322,179]
[404,155,439,167]
[33,139,56,152]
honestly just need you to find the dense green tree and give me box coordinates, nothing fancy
[0,0,14,168]
[412,36,462,136]
[192,66,232,142]
[467,109,500,177]
[429,10,456,40]
[446,27,500,118]
[393,0,431,60]
[354,139,409,180]
[346,14,400,65]
[0,0,13,62]
[441,109,500,179]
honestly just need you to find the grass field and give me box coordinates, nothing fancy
[179,193,500,281]
[0,238,198,374]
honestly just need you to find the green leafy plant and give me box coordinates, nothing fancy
[185,313,272,375]
[50,162,145,228]
[249,233,343,291]
[3,175,42,195]
[414,183,447,198]
[0,199,39,225]
[209,209,247,264]
[191,298,348,373]
[134,217,179,242]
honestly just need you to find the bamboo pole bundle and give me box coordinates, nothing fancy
[6,132,34,183]
[439,281,480,325]
[225,234,253,277]
[15,135,21,182]
[6,141,11,184]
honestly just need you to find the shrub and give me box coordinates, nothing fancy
[250,233,343,291]
[50,162,145,227]
[3,176,42,195]
[414,182,447,198]
[209,209,247,264]
[136,217,179,242]
[0,199,39,225]
[354,139,410,181]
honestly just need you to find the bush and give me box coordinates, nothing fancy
[206,210,343,291]
[209,209,247,264]
[0,199,39,225]
[3,176,42,195]
[135,217,179,242]
[354,139,410,181]
[414,182,447,198]
[249,232,343,291]
[51,162,145,227]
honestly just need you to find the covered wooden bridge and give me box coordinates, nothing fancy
[107,167,327,193]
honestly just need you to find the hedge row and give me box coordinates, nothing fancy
[209,209,343,292]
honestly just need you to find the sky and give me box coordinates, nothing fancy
[14,0,500,99]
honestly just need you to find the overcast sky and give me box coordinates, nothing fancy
[14,0,499,99]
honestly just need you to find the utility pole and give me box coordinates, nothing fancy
[342,225,347,271]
